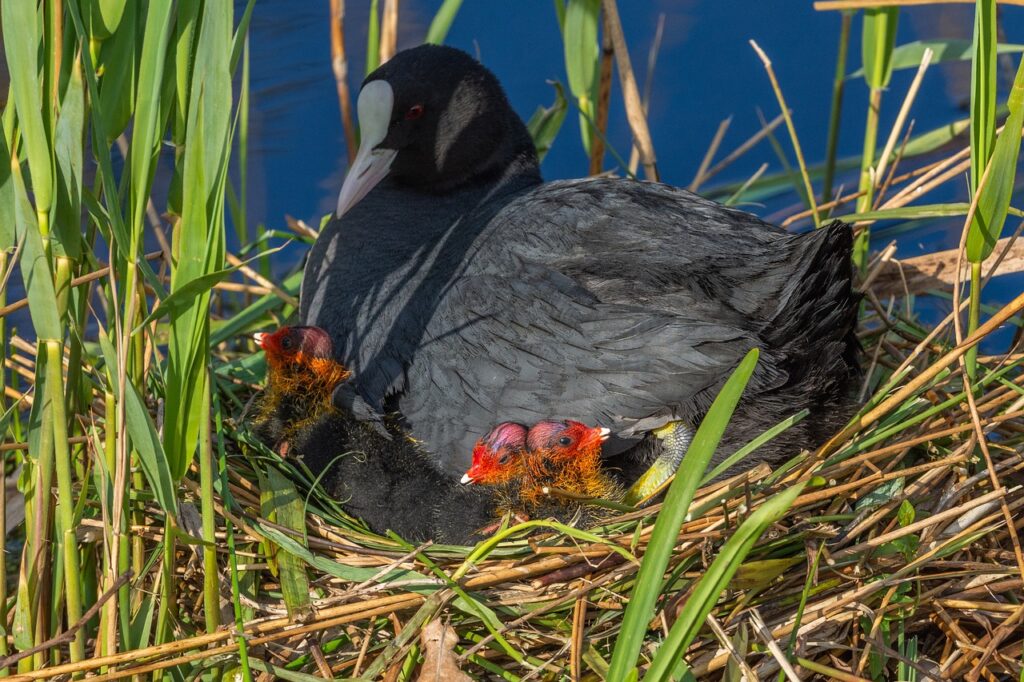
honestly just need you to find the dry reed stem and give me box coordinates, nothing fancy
[329,0,357,165]
[589,11,614,177]
[689,116,732,192]
[601,0,658,181]
[749,40,820,226]
[873,49,932,190]
[225,252,298,307]
[379,0,398,65]
[628,13,664,176]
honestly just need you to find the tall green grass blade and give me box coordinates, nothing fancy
[849,38,1024,78]
[608,349,760,680]
[127,0,174,239]
[526,81,568,162]
[838,203,971,223]
[0,119,14,252]
[701,409,809,485]
[11,163,61,342]
[562,0,600,156]
[82,0,128,39]
[173,0,201,145]
[645,484,806,681]
[366,0,381,76]
[122,378,177,516]
[164,1,232,481]
[137,265,245,332]
[855,7,899,271]
[862,8,899,90]
[967,56,1024,263]
[96,0,139,143]
[230,0,258,72]
[2,0,53,217]
[823,11,853,203]
[53,58,85,262]
[970,0,997,194]
[425,0,464,44]
[966,0,1003,382]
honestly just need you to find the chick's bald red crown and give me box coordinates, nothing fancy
[462,422,527,485]
[255,326,333,361]
[461,419,610,486]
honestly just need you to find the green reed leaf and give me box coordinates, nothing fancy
[11,159,60,342]
[123,378,178,516]
[608,348,760,680]
[260,468,312,621]
[970,0,997,193]
[563,0,600,155]
[97,0,139,143]
[526,80,569,162]
[82,0,128,40]
[967,54,1024,263]
[127,0,174,238]
[645,482,806,681]
[2,0,53,213]
[862,7,899,90]
[849,39,1024,78]
[426,0,464,44]
[53,56,86,262]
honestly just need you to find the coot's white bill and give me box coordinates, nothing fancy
[336,80,398,217]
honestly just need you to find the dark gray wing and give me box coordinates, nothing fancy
[397,266,786,474]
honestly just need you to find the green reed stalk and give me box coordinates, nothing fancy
[855,7,899,272]
[45,341,84,662]
[200,373,220,632]
[966,0,996,382]
[823,11,853,203]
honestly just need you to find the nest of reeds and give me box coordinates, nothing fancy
[12,284,1020,681]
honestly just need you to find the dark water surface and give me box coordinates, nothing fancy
[160,4,1024,351]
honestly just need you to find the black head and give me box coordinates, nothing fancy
[335,45,540,215]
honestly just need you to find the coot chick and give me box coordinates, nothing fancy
[522,420,620,503]
[301,44,860,480]
[251,325,351,454]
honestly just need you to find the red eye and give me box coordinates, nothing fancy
[405,104,424,120]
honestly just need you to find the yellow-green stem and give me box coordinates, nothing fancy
[128,286,146,603]
[45,340,85,662]
[154,515,176,658]
[0,251,6,670]
[822,10,853,203]
[37,209,50,240]
[99,391,117,661]
[28,342,57,668]
[966,261,983,383]
[853,87,883,273]
[200,370,220,632]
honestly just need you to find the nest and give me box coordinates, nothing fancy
[12,283,1021,682]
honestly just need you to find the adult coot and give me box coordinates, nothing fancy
[301,44,859,477]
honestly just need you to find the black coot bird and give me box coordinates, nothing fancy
[301,44,859,478]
